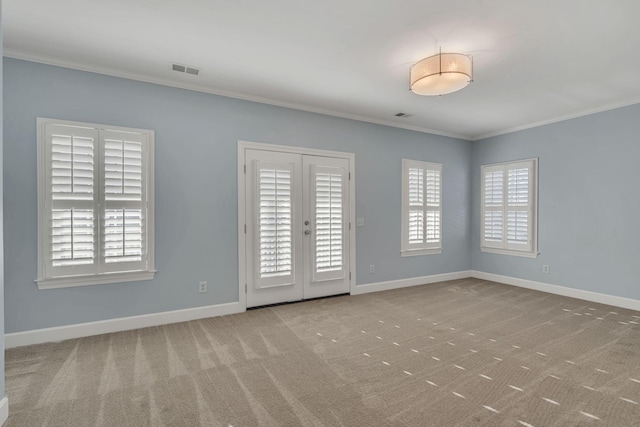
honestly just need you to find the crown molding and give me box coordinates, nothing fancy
[472,97,640,141]
[3,49,468,141]
[8,49,639,143]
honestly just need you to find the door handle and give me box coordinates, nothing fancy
[304,229,311,235]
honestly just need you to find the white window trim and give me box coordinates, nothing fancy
[401,247,442,257]
[401,159,442,256]
[36,118,156,289]
[480,157,538,258]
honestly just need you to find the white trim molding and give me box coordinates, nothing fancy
[352,271,472,295]
[471,271,640,311]
[480,248,539,259]
[5,301,244,349]
[0,397,8,426]
[7,270,638,349]
[4,50,465,140]
[7,50,640,143]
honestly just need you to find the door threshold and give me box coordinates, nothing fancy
[248,293,350,310]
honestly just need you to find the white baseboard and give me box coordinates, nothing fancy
[471,271,640,311]
[352,270,472,295]
[7,271,637,349]
[5,301,244,349]
[0,397,8,426]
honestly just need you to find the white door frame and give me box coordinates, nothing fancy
[237,140,356,310]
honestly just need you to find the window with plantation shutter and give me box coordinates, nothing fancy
[401,159,442,256]
[481,158,538,257]
[37,119,155,289]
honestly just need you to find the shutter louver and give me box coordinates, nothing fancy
[51,209,94,266]
[507,211,528,242]
[51,134,94,200]
[408,211,424,244]
[484,170,504,207]
[484,211,503,242]
[259,168,293,277]
[104,209,143,263]
[315,171,343,273]
[426,211,440,242]
[104,139,143,200]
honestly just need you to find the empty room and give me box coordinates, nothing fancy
[1,0,639,426]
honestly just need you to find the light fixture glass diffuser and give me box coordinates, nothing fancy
[410,52,472,96]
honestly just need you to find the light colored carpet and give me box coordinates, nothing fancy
[5,278,640,426]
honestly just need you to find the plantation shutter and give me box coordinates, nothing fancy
[408,167,424,245]
[254,160,295,288]
[506,161,532,252]
[101,130,147,272]
[402,160,442,253]
[38,118,155,287]
[45,123,98,277]
[481,165,505,249]
[481,159,536,254]
[425,168,441,245]
[311,165,346,282]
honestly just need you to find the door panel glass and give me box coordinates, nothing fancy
[315,171,343,273]
[259,167,293,277]
[310,164,346,283]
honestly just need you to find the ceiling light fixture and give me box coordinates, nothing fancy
[410,48,472,96]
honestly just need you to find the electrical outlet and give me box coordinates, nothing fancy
[542,265,550,274]
[199,281,208,293]
[369,264,375,274]
[356,217,365,227]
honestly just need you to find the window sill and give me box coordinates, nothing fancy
[480,247,539,259]
[36,270,156,290]
[401,248,442,257]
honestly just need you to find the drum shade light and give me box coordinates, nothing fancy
[410,50,473,96]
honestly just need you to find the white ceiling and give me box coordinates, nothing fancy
[4,0,640,140]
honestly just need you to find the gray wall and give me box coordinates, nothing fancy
[3,58,472,333]
[0,0,6,398]
[471,104,640,300]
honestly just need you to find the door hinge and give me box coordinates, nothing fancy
[349,272,352,281]
[349,222,351,230]
[348,172,351,180]
[245,283,247,293]
[244,224,247,234]
[244,164,246,174]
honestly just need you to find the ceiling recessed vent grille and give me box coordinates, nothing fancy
[172,63,200,76]
[395,112,412,118]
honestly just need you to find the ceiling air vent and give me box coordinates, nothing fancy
[172,63,200,76]
[394,112,412,118]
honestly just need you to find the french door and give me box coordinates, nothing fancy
[243,148,351,308]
